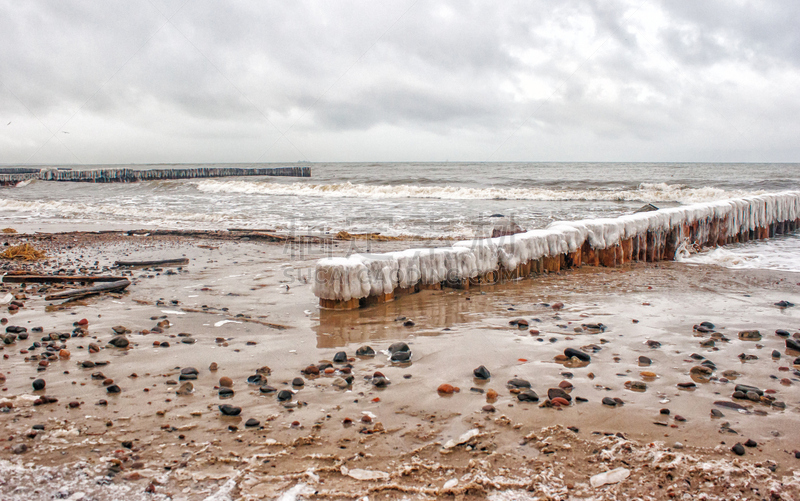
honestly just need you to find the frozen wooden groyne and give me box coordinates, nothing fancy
[0,166,310,185]
[313,192,800,310]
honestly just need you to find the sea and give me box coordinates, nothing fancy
[1,162,799,272]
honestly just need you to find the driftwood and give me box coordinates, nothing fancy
[180,307,290,330]
[114,258,189,267]
[45,279,131,301]
[2,275,126,284]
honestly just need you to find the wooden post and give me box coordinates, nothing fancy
[620,238,632,264]
[543,255,562,272]
[418,282,442,291]
[598,247,616,267]
[566,249,582,268]
[320,298,360,310]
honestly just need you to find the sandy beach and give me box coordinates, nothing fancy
[0,229,798,500]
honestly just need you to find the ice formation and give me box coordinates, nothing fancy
[313,192,800,302]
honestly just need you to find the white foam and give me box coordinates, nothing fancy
[313,191,800,301]
[194,179,760,203]
[678,234,800,273]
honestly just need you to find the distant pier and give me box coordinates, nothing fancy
[0,166,310,186]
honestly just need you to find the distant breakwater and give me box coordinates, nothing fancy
[313,192,800,310]
[0,166,310,185]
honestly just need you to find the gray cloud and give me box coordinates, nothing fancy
[0,0,798,164]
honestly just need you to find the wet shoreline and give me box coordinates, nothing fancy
[1,231,799,499]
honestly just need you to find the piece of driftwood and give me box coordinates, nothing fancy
[45,279,131,301]
[180,307,290,330]
[114,258,189,267]
[2,275,126,284]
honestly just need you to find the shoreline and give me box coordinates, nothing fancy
[1,231,799,499]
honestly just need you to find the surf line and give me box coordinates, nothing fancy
[313,192,800,310]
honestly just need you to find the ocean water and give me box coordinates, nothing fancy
[1,162,799,271]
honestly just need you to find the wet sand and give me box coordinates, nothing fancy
[1,231,800,500]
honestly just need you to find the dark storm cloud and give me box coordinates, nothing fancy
[0,0,798,163]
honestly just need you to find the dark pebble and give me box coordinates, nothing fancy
[218,387,234,398]
[106,385,121,393]
[547,388,571,402]
[700,321,715,330]
[646,340,662,348]
[108,336,129,348]
[372,376,390,387]
[744,439,757,447]
[218,404,241,416]
[180,367,199,375]
[32,379,45,391]
[259,385,276,394]
[776,329,791,337]
[602,397,618,406]
[507,378,531,389]
[564,347,590,362]
[356,346,375,356]
[638,356,651,366]
[735,384,763,396]
[473,365,491,379]
[390,350,412,362]
[333,351,347,363]
[711,409,724,417]
[517,389,539,402]
[245,418,260,427]
[731,443,745,455]
[388,342,410,354]
[786,338,800,352]
[246,374,264,385]
[772,350,781,358]
[179,374,197,381]
[482,405,496,412]
[292,377,305,387]
[403,320,415,327]
[660,408,670,415]
[277,389,293,401]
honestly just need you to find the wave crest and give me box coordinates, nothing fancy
[194,180,761,203]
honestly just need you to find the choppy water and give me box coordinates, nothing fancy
[1,162,799,271]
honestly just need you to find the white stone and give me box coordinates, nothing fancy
[590,467,630,488]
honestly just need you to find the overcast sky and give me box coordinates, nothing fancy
[1,0,798,164]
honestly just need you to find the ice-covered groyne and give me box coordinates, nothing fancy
[313,192,800,309]
[0,166,310,185]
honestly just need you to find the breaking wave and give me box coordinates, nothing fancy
[677,234,800,273]
[0,198,240,226]
[194,180,762,204]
